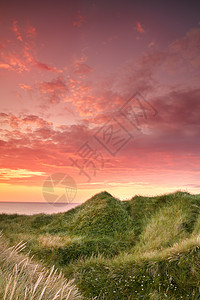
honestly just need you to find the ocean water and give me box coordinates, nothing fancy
[0,202,81,215]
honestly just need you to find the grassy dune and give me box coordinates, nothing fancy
[0,191,200,299]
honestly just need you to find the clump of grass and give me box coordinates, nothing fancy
[0,234,82,300]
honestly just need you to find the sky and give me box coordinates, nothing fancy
[0,0,200,203]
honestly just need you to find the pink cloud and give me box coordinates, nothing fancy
[170,27,200,68]
[0,82,199,187]
[0,42,6,50]
[26,23,36,38]
[73,10,86,28]
[12,20,23,42]
[103,35,118,45]
[12,20,36,41]
[148,41,155,48]
[39,77,69,103]
[0,115,95,185]
[136,22,145,34]
[0,113,53,130]
[136,27,200,74]
[73,63,92,74]
[71,54,92,75]
[22,115,53,128]
[34,61,62,73]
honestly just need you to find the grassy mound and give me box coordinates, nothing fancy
[68,191,132,236]
[127,191,198,237]
[134,196,198,252]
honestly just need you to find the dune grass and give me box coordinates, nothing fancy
[0,234,82,300]
[0,191,200,299]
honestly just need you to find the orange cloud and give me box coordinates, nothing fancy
[1,21,35,73]
[1,52,30,72]
[1,20,63,74]
[0,63,12,70]
[19,83,32,91]
[0,84,199,189]
[0,114,95,185]
[0,168,45,180]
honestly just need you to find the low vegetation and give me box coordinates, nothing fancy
[0,191,200,299]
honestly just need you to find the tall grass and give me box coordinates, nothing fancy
[0,234,82,300]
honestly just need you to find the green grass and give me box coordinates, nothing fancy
[67,191,132,236]
[0,191,200,299]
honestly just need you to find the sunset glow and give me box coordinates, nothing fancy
[0,0,200,203]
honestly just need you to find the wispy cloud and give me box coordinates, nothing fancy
[0,168,46,180]
[73,10,86,28]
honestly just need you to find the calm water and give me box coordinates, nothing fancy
[0,202,81,215]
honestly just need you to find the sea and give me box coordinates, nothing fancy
[0,202,81,215]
